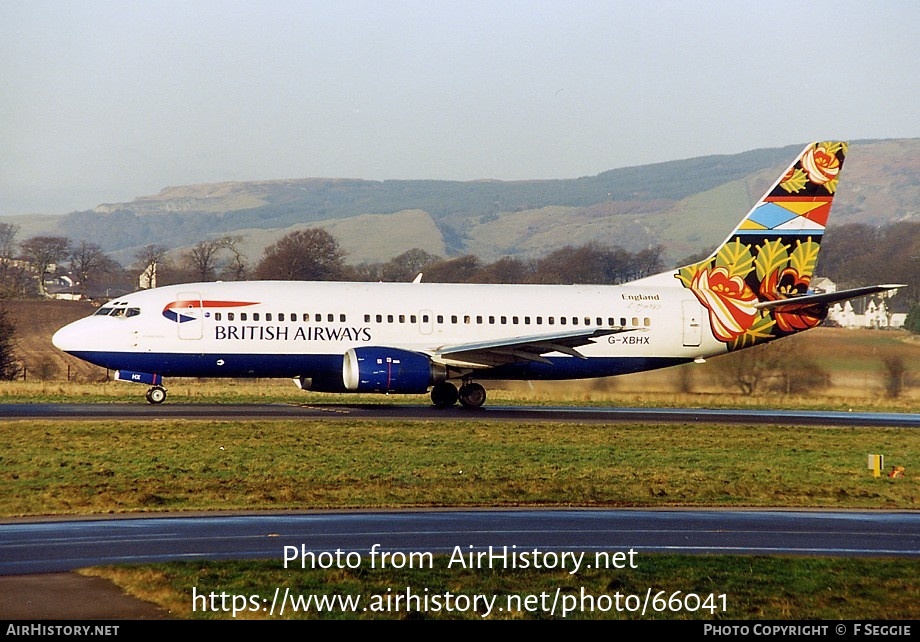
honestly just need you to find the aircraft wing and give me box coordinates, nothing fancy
[753,284,906,311]
[431,327,640,367]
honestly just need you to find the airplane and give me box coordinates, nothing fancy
[52,141,904,407]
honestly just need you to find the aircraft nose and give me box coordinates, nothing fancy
[51,322,77,352]
[52,318,99,353]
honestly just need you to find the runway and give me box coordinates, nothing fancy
[1,402,918,427]
[2,508,919,576]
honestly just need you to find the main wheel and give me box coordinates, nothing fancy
[145,386,167,404]
[458,382,486,408]
[430,382,459,408]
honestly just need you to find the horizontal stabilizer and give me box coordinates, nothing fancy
[753,284,906,311]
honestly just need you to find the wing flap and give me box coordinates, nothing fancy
[433,327,639,368]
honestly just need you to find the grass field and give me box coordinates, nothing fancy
[2,415,918,620]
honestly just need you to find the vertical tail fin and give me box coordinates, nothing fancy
[675,141,848,349]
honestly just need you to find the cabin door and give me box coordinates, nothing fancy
[682,300,702,347]
[176,292,203,340]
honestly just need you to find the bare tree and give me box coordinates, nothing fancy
[217,235,248,281]
[0,222,17,261]
[134,244,170,289]
[181,239,226,282]
[20,235,71,297]
[253,229,346,281]
[709,337,828,396]
[69,241,118,298]
[0,305,21,380]
[421,255,481,283]
[882,355,906,399]
[0,223,29,299]
[469,256,532,284]
[179,236,249,282]
[379,248,441,282]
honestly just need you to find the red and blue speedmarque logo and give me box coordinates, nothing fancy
[162,300,259,323]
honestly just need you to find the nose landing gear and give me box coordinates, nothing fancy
[145,386,167,404]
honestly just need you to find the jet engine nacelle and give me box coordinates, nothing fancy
[343,347,446,394]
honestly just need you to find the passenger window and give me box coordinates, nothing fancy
[278,313,284,322]
[524,316,530,324]
[500,316,507,324]
[632,317,639,326]
[327,314,334,322]
[303,313,309,322]
[399,314,406,323]
[265,313,272,321]
[548,317,555,325]
[228,312,235,321]
[410,315,417,323]
[253,313,260,321]
[315,313,321,322]
[536,316,543,325]
[620,317,627,327]
[215,312,222,321]
[644,317,651,327]
[488,316,495,324]
[512,316,518,324]
[476,315,483,324]
[340,314,346,322]
[560,317,566,325]
[437,315,444,323]
[464,315,471,324]
[364,314,371,323]
[241,313,248,321]
[376,314,382,323]
[451,315,458,324]
[422,314,429,323]
[387,314,394,323]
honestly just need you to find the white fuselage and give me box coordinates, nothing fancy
[52,279,721,387]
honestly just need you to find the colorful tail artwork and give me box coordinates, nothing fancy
[675,141,847,351]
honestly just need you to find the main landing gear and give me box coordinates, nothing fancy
[430,380,486,409]
[145,385,167,404]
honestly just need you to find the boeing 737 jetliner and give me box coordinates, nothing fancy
[52,142,902,407]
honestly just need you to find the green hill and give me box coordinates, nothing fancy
[13,139,919,267]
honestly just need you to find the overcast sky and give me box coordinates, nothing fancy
[1,0,917,216]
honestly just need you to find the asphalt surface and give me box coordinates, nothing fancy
[4,508,919,620]
[1,402,918,427]
[0,573,172,620]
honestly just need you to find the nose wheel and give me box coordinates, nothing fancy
[145,386,167,404]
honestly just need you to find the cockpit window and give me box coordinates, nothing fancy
[93,306,140,318]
